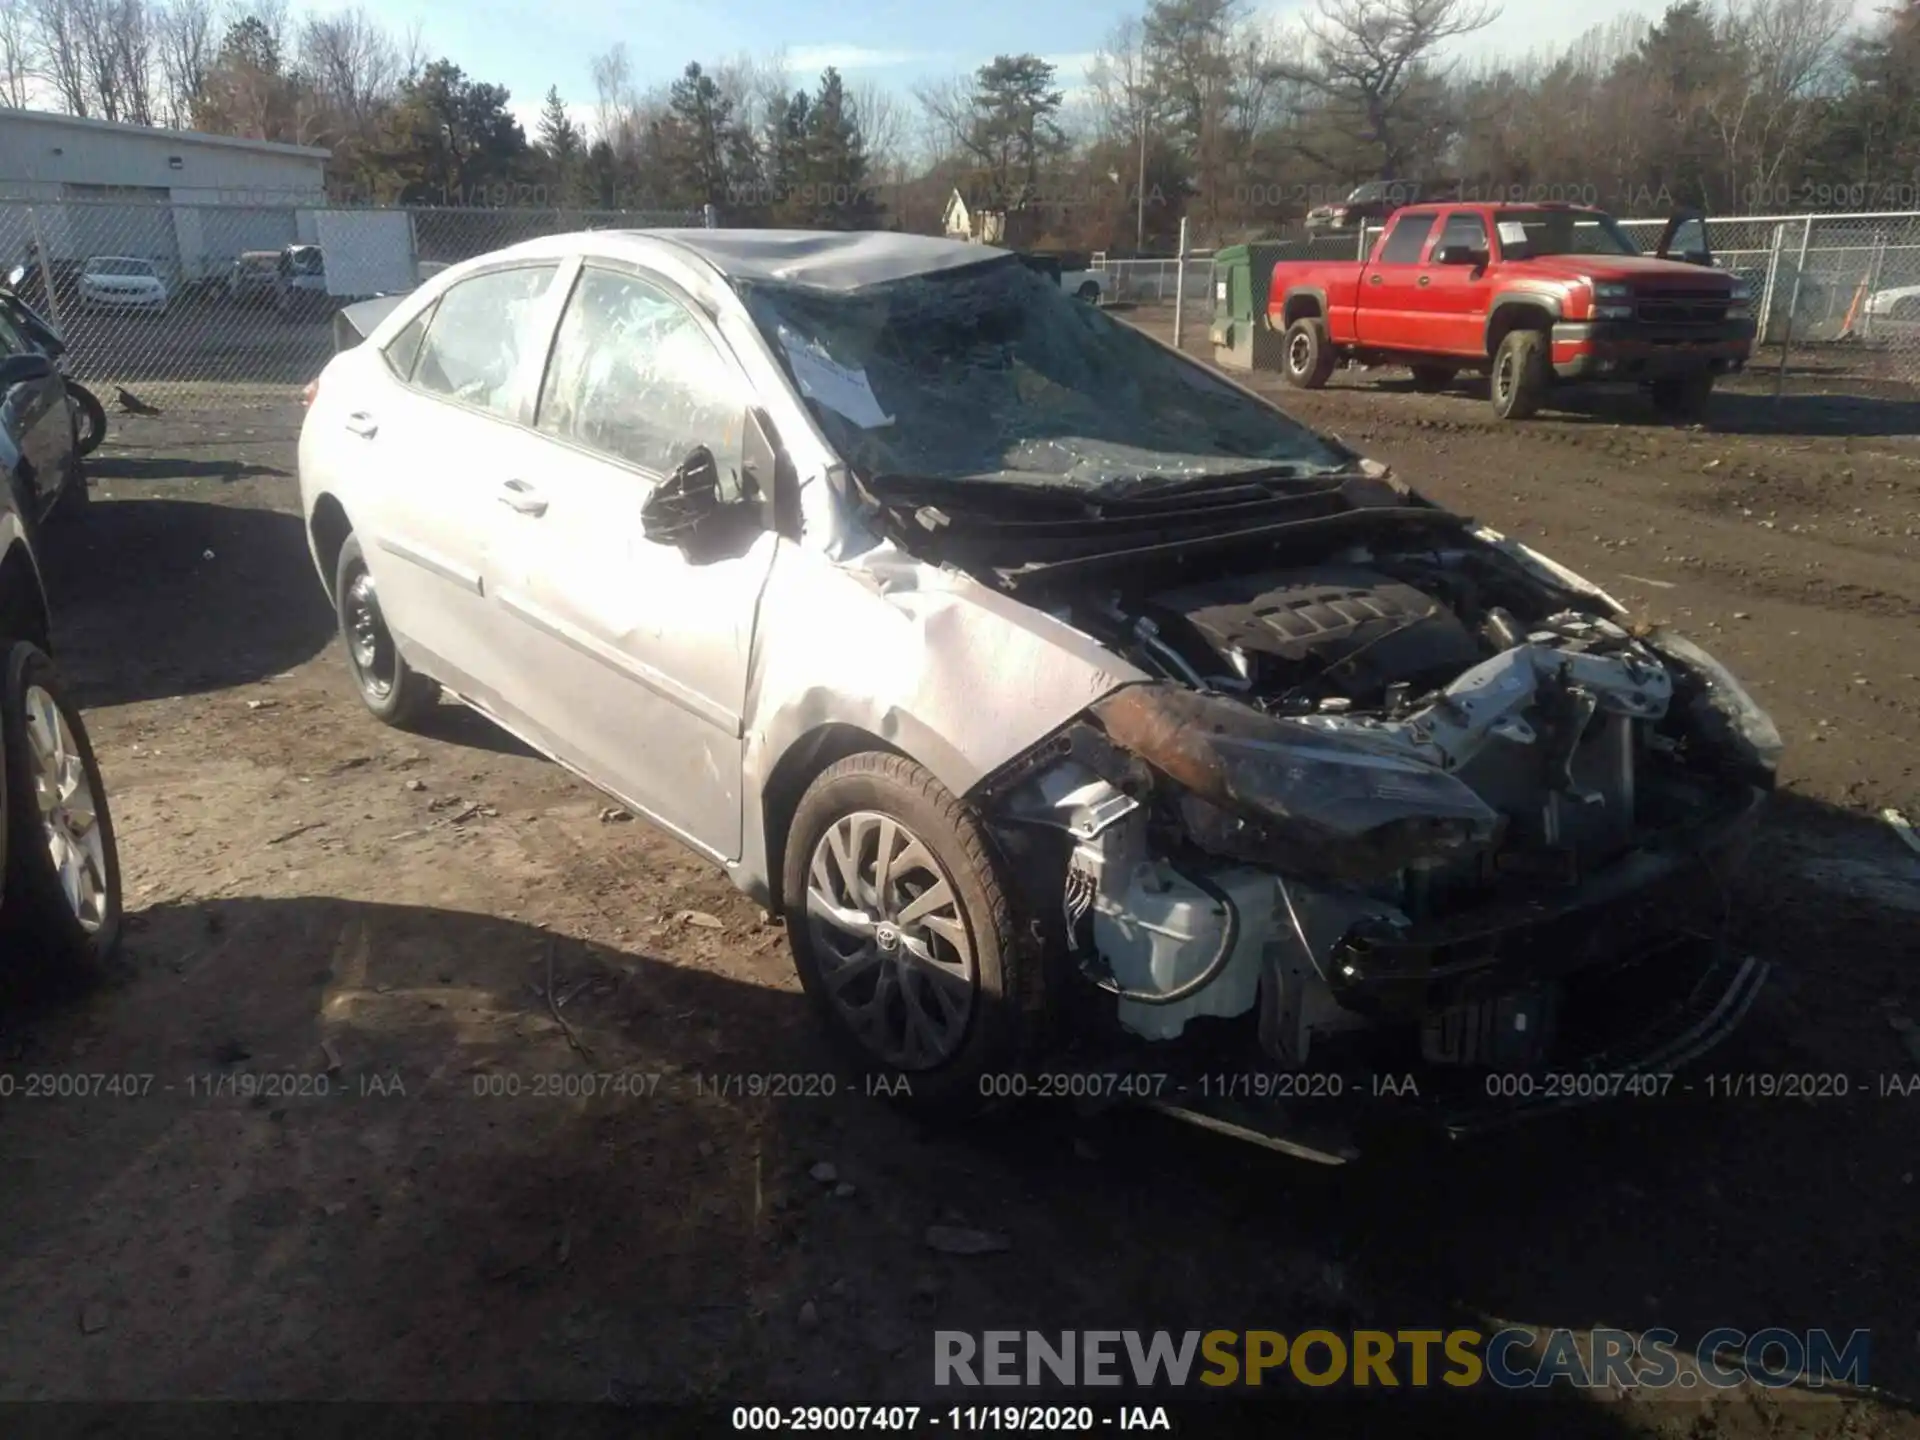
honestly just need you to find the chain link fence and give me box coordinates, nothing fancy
[1094,230,1370,303]
[0,193,706,411]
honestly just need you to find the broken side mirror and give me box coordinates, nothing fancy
[641,445,723,547]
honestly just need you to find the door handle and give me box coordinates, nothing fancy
[344,411,377,437]
[498,479,547,516]
[1418,275,1431,287]
[1368,274,1384,285]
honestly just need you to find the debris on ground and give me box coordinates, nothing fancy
[925,1225,1011,1256]
[676,910,725,930]
[600,807,633,823]
[808,1161,838,1185]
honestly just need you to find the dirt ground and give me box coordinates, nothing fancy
[0,323,1916,1435]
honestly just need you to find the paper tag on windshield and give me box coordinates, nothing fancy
[1496,221,1530,246]
[780,332,893,429]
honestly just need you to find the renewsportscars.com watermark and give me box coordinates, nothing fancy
[934,1328,1870,1392]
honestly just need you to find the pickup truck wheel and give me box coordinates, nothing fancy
[1650,373,1714,423]
[1490,329,1550,419]
[1409,365,1456,393]
[1075,280,1101,303]
[1282,318,1336,389]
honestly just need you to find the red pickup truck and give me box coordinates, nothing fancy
[1269,203,1756,421]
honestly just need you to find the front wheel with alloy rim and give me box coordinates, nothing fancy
[0,642,121,991]
[782,752,1043,1115]
[333,533,440,728]
[1282,316,1336,389]
[1490,328,1550,420]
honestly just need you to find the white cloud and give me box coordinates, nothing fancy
[785,44,928,73]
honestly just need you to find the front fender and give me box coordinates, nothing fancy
[733,541,1147,903]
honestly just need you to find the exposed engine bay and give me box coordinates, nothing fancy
[984,529,1778,1085]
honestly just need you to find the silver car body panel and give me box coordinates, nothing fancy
[299,229,1142,905]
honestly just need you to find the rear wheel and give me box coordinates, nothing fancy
[333,534,440,728]
[1490,329,1550,420]
[1282,317,1336,389]
[1409,364,1457,393]
[781,752,1043,1116]
[0,642,121,992]
[1650,372,1715,423]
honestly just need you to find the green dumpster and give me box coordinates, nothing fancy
[1209,242,1289,372]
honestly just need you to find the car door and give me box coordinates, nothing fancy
[489,261,777,863]
[0,306,73,516]
[1421,209,1496,356]
[1355,211,1438,349]
[343,261,565,709]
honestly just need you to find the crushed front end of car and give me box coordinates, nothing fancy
[972,510,1778,1159]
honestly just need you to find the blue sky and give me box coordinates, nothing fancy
[358,0,1883,139]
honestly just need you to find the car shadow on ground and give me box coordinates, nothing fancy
[88,457,290,484]
[1,801,1912,1418]
[1376,373,1920,438]
[0,893,1691,1430]
[33,497,334,705]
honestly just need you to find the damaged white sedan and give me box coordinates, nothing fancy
[299,229,1780,1158]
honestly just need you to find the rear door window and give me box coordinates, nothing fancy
[409,265,560,419]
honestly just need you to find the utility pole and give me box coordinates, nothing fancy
[1135,112,1147,255]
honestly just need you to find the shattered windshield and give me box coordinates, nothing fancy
[733,256,1347,496]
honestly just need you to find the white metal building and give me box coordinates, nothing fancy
[0,109,330,282]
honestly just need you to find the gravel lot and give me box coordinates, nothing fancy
[0,327,1916,1434]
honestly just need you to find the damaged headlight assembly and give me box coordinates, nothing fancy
[1087,683,1500,884]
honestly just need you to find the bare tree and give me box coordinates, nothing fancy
[590,41,635,148]
[298,8,399,128]
[0,0,33,106]
[849,78,903,170]
[1706,0,1853,199]
[155,0,215,126]
[32,0,93,115]
[1280,0,1501,175]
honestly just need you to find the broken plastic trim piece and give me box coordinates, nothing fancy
[1645,628,1783,775]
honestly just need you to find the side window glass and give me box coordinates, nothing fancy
[382,303,434,382]
[1378,214,1436,264]
[536,265,742,479]
[411,265,559,417]
[1438,213,1488,253]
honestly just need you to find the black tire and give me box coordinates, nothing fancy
[333,533,440,728]
[0,642,121,991]
[781,752,1043,1116]
[1075,280,1101,303]
[1490,328,1550,420]
[68,382,106,456]
[1282,316,1336,389]
[1409,364,1456,393]
[1650,372,1715,423]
